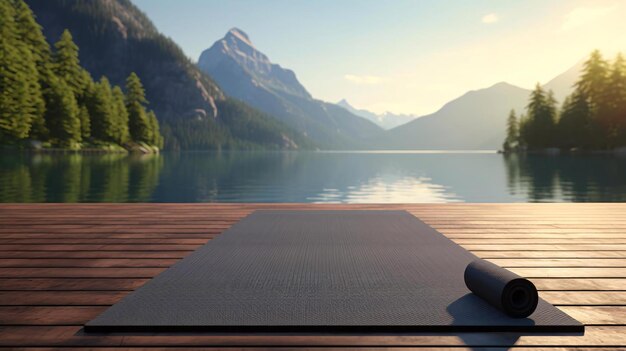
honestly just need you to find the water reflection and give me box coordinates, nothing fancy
[503,153,626,202]
[0,153,163,202]
[0,151,625,202]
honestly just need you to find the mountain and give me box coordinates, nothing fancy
[543,60,583,105]
[198,28,383,149]
[379,82,531,150]
[336,99,417,129]
[377,59,584,150]
[26,0,312,150]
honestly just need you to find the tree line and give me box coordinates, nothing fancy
[0,0,162,150]
[503,50,626,152]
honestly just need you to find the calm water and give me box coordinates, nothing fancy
[1,151,626,203]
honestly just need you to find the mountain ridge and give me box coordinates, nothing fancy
[198,27,383,149]
[377,82,531,150]
[373,61,582,150]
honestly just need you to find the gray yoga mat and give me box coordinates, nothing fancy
[85,210,583,333]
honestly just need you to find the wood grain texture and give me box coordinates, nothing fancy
[0,203,625,349]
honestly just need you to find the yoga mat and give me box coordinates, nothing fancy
[465,259,539,318]
[85,210,583,333]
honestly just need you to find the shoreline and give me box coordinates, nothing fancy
[500,148,626,156]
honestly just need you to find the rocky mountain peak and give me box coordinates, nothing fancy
[225,27,254,47]
[198,28,311,99]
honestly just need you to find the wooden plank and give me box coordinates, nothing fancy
[0,291,128,306]
[558,306,626,325]
[509,268,626,278]
[0,268,165,278]
[464,244,626,251]
[456,238,626,244]
[0,233,217,239]
[487,258,626,268]
[0,278,148,291]
[0,251,192,259]
[0,306,105,325]
[476,251,626,258]
[0,259,179,268]
[0,244,200,251]
[0,238,210,245]
[541,291,626,305]
[531,278,626,291]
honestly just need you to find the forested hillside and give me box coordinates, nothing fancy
[0,0,161,151]
[25,0,312,150]
[504,50,626,152]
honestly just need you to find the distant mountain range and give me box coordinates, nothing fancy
[375,63,580,150]
[26,0,582,150]
[336,99,418,130]
[198,28,383,149]
[377,82,530,150]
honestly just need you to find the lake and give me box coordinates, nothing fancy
[1,151,625,203]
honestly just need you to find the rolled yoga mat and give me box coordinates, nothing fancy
[464,259,539,318]
[85,210,582,333]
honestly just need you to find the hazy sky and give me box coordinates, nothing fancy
[132,0,626,116]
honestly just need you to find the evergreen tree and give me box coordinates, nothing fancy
[0,1,38,141]
[78,80,95,140]
[577,50,609,109]
[52,30,87,98]
[12,0,51,140]
[78,105,90,140]
[147,110,163,148]
[44,76,81,147]
[503,109,518,152]
[558,91,592,150]
[521,84,557,149]
[604,53,626,146]
[111,86,130,144]
[88,77,116,142]
[125,72,151,142]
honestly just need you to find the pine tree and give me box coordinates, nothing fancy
[111,86,129,144]
[125,72,151,142]
[147,110,163,148]
[604,53,626,146]
[88,77,116,142]
[576,50,610,147]
[52,30,87,98]
[44,76,81,147]
[78,79,96,140]
[577,50,609,109]
[78,105,90,140]
[558,91,592,150]
[0,1,39,141]
[522,84,557,149]
[12,0,51,140]
[503,109,518,152]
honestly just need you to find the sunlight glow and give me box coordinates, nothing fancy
[560,5,615,32]
[344,74,385,85]
[482,13,499,24]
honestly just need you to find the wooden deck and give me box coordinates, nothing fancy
[0,203,625,350]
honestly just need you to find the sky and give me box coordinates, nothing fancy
[132,0,626,116]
